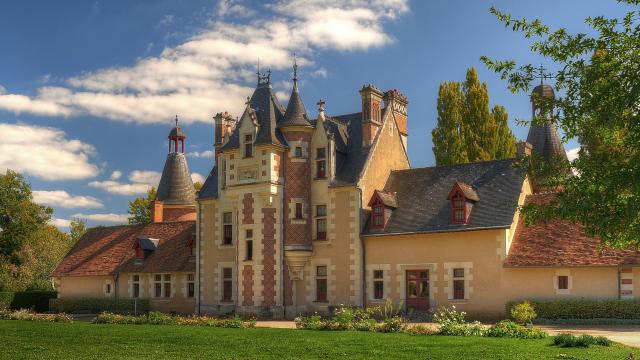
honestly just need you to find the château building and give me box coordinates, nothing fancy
[52,67,640,319]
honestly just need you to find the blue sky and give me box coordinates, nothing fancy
[0,0,631,229]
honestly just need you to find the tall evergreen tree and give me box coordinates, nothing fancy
[432,82,468,165]
[462,68,496,162]
[492,105,517,159]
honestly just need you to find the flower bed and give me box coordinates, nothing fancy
[94,311,256,328]
[0,308,73,323]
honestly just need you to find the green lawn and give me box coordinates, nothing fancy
[1,320,638,359]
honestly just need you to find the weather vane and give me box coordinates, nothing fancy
[533,64,552,85]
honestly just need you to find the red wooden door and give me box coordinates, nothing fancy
[406,270,430,312]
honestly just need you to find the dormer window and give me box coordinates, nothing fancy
[133,237,159,261]
[367,190,397,230]
[244,134,253,158]
[294,146,303,158]
[447,181,479,225]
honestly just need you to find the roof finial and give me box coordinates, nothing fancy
[175,114,179,128]
[317,98,325,112]
[293,52,298,85]
[257,58,261,80]
[534,64,549,86]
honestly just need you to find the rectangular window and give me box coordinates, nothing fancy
[294,146,303,158]
[105,283,111,294]
[222,268,233,301]
[164,274,171,298]
[295,203,303,219]
[223,212,233,245]
[316,148,326,178]
[154,274,162,298]
[316,205,327,240]
[132,274,140,298]
[558,275,569,290]
[244,134,253,158]
[372,205,384,227]
[187,273,195,298]
[453,268,465,300]
[316,266,328,302]
[246,240,253,261]
[373,270,384,300]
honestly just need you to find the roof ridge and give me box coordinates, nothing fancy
[390,158,516,174]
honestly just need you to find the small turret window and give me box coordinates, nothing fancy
[316,148,326,178]
[294,146,303,158]
[244,134,253,158]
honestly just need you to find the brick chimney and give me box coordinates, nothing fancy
[517,141,533,157]
[360,85,383,148]
[151,200,164,223]
[383,89,409,150]
[214,112,236,151]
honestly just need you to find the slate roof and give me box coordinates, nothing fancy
[221,80,286,150]
[329,112,370,186]
[532,84,555,99]
[363,159,525,235]
[450,181,480,202]
[197,165,218,200]
[505,193,640,267]
[526,121,568,162]
[372,190,398,208]
[169,126,185,138]
[157,152,196,205]
[52,221,196,277]
[279,80,311,128]
[138,237,159,251]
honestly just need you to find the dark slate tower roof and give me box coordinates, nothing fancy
[527,84,568,162]
[279,60,311,128]
[221,72,286,150]
[157,125,196,205]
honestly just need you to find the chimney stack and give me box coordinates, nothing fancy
[360,84,383,148]
[151,200,164,223]
[214,112,236,150]
[517,141,533,157]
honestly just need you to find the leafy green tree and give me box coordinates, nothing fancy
[127,187,157,225]
[432,81,468,165]
[0,170,52,264]
[481,2,640,248]
[69,218,88,244]
[463,68,496,162]
[432,68,517,165]
[492,105,517,159]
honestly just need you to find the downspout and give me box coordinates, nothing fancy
[235,210,240,312]
[617,266,621,300]
[281,150,287,318]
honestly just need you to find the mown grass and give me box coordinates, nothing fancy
[1,320,638,359]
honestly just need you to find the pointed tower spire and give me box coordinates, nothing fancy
[527,83,568,162]
[157,118,196,206]
[279,54,311,128]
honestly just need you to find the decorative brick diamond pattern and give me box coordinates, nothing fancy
[261,208,276,306]
[242,193,254,224]
[283,131,312,246]
[242,265,254,306]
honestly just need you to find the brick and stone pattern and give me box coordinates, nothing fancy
[282,130,312,247]
[283,259,293,306]
[163,206,197,222]
[261,208,276,306]
[242,265,254,306]
[242,193,254,224]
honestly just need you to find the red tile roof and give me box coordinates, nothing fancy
[52,221,195,277]
[505,194,640,267]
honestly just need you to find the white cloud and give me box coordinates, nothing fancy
[187,150,214,158]
[0,1,407,124]
[311,67,328,78]
[71,213,129,224]
[0,123,98,180]
[566,147,580,162]
[89,169,161,195]
[217,0,255,18]
[110,170,122,180]
[50,218,71,229]
[191,172,205,184]
[33,190,103,209]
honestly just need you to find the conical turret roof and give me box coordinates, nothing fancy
[279,60,311,128]
[157,152,196,205]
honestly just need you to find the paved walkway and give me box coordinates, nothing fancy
[255,321,640,348]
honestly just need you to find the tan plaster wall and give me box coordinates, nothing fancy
[56,276,113,298]
[357,107,409,215]
[364,230,620,319]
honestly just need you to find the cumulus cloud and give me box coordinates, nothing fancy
[33,190,103,209]
[566,147,580,162]
[89,170,161,195]
[50,218,71,229]
[71,213,129,224]
[187,149,214,158]
[0,0,407,124]
[0,123,98,180]
[110,170,122,180]
[311,67,328,78]
[191,172,205,184]
[217,0,255,18]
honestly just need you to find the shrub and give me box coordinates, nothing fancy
[295,314,326,330]
[507,299,640,320]
[10,291,57,312]
[510,301,537,325]
[94,312,255,328]
[0,292,14,308]
[433,306,486,336]
[147,311,175,325]
[50,298,149,314]
[486,320,547,339]
[404,324,439,336]
[0,308,72,323]
[553,333,611,348]
[376,316,406,333]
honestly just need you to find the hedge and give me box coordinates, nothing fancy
[507,299,640,320]
[50,298,149,314]
[0,291,57,312]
